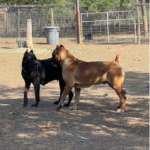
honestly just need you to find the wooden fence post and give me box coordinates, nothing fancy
[26,19,33,48]
[17,8,20,38]
[74,4,78,44]
[51,7,54,26]
[141,0,148,37]
[136,0,140,44]
[76,0,81,44]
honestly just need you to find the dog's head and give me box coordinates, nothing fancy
[51,44,65,67]
[22,50,38,72]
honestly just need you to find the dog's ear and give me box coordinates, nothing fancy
[30,50,33,53]
[60,44,65,48]
[56,45,60,54]
[25,49,28,53]
[56,45,59,50]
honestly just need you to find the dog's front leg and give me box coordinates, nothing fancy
[55,79,74,107]
[31,84,40,107]
[71,88,81,110]
[23,81,31,106]
[57,85,73,110]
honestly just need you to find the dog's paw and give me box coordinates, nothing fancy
[117,108,124,113]
[31,104,38,107]
[63,103,70,107]
[56,104,63,110]
[69,106,77,110]
[23,103,28,106]
[69,107,74,110]
[53,101,59,105]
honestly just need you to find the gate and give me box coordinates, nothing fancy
[81,10,137,44]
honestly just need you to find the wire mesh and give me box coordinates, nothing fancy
[0,3,149,44]
[81,11,136,44]
[0,5,76,42]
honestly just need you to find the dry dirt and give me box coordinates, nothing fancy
[0,38,149,150]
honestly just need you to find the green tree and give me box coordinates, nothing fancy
[79,0,136,12]
[80,0,113,12]
[0,0,74,5]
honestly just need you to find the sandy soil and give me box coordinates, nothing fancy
[0,38,149,150]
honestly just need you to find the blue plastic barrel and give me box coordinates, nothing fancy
[17,41,26,48]
[45,26,60,45]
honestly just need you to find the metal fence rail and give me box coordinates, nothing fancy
[81,10,137,44]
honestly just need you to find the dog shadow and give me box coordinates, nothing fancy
[0,71,148,149]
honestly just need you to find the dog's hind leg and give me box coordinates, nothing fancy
[54,78,64,105]
[115,88,127,112]
[54,87,73,107]
[108,83,127,112]
[113,87,126,112]
[53,87,62,105]
[64,91,74,107]
[116,89,127,109]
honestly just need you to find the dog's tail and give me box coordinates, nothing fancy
[115,55,120,63]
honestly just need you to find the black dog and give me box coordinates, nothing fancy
[21,50,73,107]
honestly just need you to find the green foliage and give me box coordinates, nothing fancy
[0,0,74,5]
[114,0,135,10]
[80,0,113,12]
[0,0,147,14]
[80,0,136,12]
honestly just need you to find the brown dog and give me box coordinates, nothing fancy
[52,45,127,112]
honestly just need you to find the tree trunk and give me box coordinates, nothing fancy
[141,0,148,37]
[120,0,125,10]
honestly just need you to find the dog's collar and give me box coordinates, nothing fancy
[34,64,38,71]
[22,67,28,73]
[22,64,38,73]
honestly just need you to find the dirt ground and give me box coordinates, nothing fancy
[0,38,149,150]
